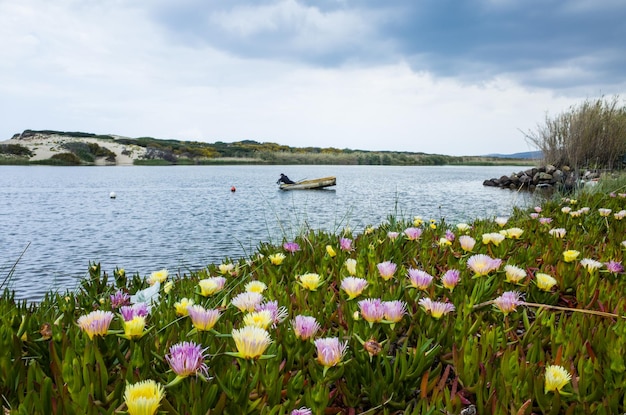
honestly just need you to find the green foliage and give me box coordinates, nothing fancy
[31,152,83,165]
[61,142,116,163]
[2,181,626,413]
[525,95,626,170]
[0,144,33,157]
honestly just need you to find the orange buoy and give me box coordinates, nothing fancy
[230,186,236,192]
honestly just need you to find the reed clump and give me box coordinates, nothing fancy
[1,185,626,414]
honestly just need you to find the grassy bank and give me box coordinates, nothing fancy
[1,182,625,414]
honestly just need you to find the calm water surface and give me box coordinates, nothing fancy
[0,165,537,301]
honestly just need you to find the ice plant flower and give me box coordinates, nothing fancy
[110,290,130,309]
[387,231,399,240]
[482,232,505,246]
[148,269,168,285]
[403,227,422,240]
[605,260,624,273]
[377,261,397,281]
[231,326,272,359]
[561,206,571,214]
[539,217,553,225]
[535,273,557,291]
[123,316,146,340]
[339,237,353,251]
[456,223,470,232]
[494,216,508,227]
[562,249,580,262]
[502,227,523,239]
[218,263,234,275]
[325,245,337,257]
[549,228,567,238]
[243,310,273,329]
[340,277,368,300]
[291,408,312,415]
[245,281,267,293]
[198,276,226,296]
[580,258,602,272]
[598,208,612,217]
[493,291,523,316]
[256,301,288,326]
[358,298,385,325]
[614,210,626,220]
[383,300,406,324]
[530,213,540,219]
[458,235,476,252]
[445,230,455,242]
[163,281,173,294]
[124,380,164,415]
[292,315,320,340]
[77,310,114,339]
[174,298,194,316]
[418,298,455,319]
[268,253,286,265]
[187,305,221,331]
[231,292,264,312]
[298,273,323,291]
[165,341,209,381]
[544,365,572,394]
[413,216,424,226]
[437,237,452,247]
[441,269,460,291]
[504,265,526,284]
[120,303,150,321]
[429,219,437,230]
[314,337,348,371]
[467,254,502,277]
[283,241,300,253]
[407,268,434,290]
[344,258,357,275]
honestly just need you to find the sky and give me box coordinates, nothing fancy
[1,1,625,156]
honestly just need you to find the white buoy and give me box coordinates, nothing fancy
[110,191,116,199]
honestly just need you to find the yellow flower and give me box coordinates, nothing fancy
[245,281,267,293]
[243,310,273,329]
[148,269,168,285]
[437,237,452,247]
[299,273,322,291]
[218,263,234,274]
[598,208,612,217]
[494,217,508,227]
[269,253,286,265]
[123,316,146,340]
[413,216,424,227]
[163,281,174,294]
[174,298,194,316]
[326,245,337,257]
[502,227,524,239]
[482,232,505,246]
[456,223,470,232]
[504,265,526,284]
[198,277,226,296]
[231,326,272,359]
[562,249,580,263]
[561,206,571,214]
[344,258,357,276]
[124,380,164,415]
[536,273,557,291]
[544,365,572,393]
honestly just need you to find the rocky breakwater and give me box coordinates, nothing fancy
[483,165,583,192]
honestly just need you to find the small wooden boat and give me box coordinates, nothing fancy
[279,176,336,190]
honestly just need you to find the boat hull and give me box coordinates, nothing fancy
[279,176,336,190]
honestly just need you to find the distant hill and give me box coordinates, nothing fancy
[484,151,542,160]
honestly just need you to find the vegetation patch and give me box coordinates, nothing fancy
[2,180,626,413]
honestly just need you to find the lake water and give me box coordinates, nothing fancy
[0,164,537,301]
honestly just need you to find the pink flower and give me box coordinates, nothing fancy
[407,268,434,290]
[403,227,423,241]
[539,217,553,225]
[187,305,221,331]
[467,254,502,276]
[445,230,455,242]
[110,290,130,309]
[291,408,312,415]
[383,300,406,323]
[231,292,264,312]
[418,298,455,319]
[387,232,399,240]
[120,303,150,321]
[530,213,540,219]
[441,269,460,291]
[493,291,523,315]
[256,301,288,326]
[283,242,300,253]
[292,315,320,340]
[339,238,353,251]
[165,341,209,378]
[314,337,348,368]
[340,277,368,300]
[358,299,385,324]
[605,260,624,273]
[458,235,476,252]
[377,261,397,280]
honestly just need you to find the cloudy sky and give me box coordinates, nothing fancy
[1,1,625,156]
